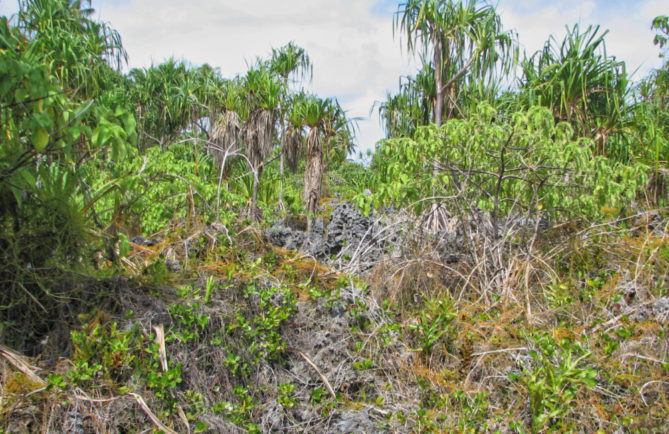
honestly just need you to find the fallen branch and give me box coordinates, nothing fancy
[153,325,168,372]
[639,380,669,407]
[0,345,46,388]
[471,347,529,357]
[72,386,181,433]
[129,393,179,434]
[590,300,655,334]
[291,348,337,400]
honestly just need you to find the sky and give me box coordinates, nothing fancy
[1,0,666,157]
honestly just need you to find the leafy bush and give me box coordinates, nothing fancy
[88,143,230,235]
[368,103,647,221]
[512,334,598,431]
[408,295,456,356]
[0,4,136,351]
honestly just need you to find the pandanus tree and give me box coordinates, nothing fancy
[520,24,629,156]
[190,63,227,139]
[300,96,332,231]
[128,59,225,149]
[394,0,516,128]
[377,88,412,139]
[17,0,126,97]
[128,60,191,148]
[211,81,246,221]
[394,0,516,231]
[322,99,356,168]
[298,96,354,230]
[243,66,282,221]
[269,42,312,209]
[377,63,435,138]
[283,94,306,173]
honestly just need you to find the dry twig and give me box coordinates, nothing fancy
[291,348,337,400]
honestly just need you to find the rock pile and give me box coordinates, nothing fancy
[264,202,563,273]
[263,202,404,272]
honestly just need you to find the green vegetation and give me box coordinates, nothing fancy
[1,1,667,432]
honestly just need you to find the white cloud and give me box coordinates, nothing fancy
[0,0,18,18]
[497,0,663,80]
[92,0,413,154]
[1,0,665,155]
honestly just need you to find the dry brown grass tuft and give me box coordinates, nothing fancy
[358,209,668,431]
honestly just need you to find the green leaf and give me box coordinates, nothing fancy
[118,233,130,259]
[33,127,49,152]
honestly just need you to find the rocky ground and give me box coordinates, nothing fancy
[1,204,667,432]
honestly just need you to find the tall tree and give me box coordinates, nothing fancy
[321,99,356,168]
[127,60,227,149]
[269,42,312,210]
[243,66,281,221]
[394,0,516,128]
[283,94,307,173]
[128,60,192,147]
[17,0,126,97]
[394,0,516,231]
[300,96,332,232]
[377,63,435,138]
[520,24,629,156]
[210,81,246,222]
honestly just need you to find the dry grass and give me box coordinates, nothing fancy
[360,211,668,431]
[0,212,667,432]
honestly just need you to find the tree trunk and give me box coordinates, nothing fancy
[279,153,285,206]
[304,129,323,232]
[434,37,444,131]
[426,37,453,233]
[278,77,289,211]
[438,38,461,193]
[251,169,260,222]
[428,37,444,233]
[248,109,271,223]
[278,125,286,211]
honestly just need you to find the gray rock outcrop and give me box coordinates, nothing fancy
[263,202,405,272]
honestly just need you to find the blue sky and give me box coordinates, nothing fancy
[1,0,665,155]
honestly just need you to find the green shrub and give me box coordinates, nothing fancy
[367,103,648,221]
